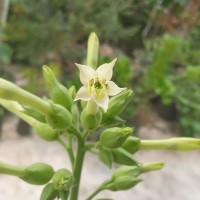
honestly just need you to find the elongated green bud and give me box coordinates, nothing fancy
[0,78,51,115]
[139,138,200,151]
[43,66,72,110]
[104,90,133,118]
[21,163,54,185]
[87,32,99,69]
[111,162,164,181]
[111,148,138,166]
[121,136,141,154]
[33,122,59,141]
[40,183,58,200]
[46,103,72,130]
[52,168,73,191]
[23,106,46,123]
[100,127,133,148]
[105,176,141,191]
[80,108,102,130]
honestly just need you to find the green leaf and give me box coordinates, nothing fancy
[98,149,113,168]
[111,148,138,166]
[40,183,58,200]
[58,190,69,200]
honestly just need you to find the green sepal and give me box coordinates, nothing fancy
[40,183,58,200]
[68,85,76,99]
[101,116,125,127]
[23,106,46,123]
[105,176,141,191]
[98,149,113,169]
[58,190,69,200]
[100,127,133,149]
[71,103,80,127]
[80,108,102,130]
[52,168,73,191]
[111,166,141,181]
[111,148,138,166]
[121,136,141,154]
[20,163,54,185]
[46,103,72,130]
[104,90,133,118]
[33,122,59,141]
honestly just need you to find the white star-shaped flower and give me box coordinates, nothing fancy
[74,58,126,112]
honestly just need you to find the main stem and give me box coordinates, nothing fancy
[69,135,85,200]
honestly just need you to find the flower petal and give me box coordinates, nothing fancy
[96,58,117,81]
[75,63,95,85]
[74,86,92,101]
[94,90,109,112]
[107,81,126,96]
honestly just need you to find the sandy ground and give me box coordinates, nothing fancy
[0,115,200,200]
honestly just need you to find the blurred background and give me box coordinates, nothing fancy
[0,0,200,199]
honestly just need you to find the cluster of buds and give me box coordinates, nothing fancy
[0,32,200,200]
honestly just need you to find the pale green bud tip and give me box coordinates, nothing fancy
[21,163,54,185]
[88,32,99,48]
[122,127,134,135]
[140,162,165,173]
[87,32,99,68]
[42,65,57,85]
[52,168,73,191]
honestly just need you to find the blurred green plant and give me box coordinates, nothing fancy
[5,0,156,65]
[136,32,200,136]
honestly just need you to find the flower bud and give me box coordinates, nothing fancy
[80,108,102,130]
[21,163,54,185]
[52,168,73,191]
[46,103,72,130]
[104,89,133,118]
[43,66,72,110]
[121,136,141,154]
[33,122,59,141]
[111,166,141,181]
[23,106,46,123]
[105,176,141,191]
[87,32,99,69]
[100,127,133,148]
[111,148,138,166]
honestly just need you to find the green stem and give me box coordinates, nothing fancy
[0,162,25,177]
[86,180,111,200]
[69,136,85,200]
[57,137,75,167]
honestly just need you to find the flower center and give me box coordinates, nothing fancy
[89,77,107,98]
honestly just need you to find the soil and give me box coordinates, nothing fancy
[0,115,200,200]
